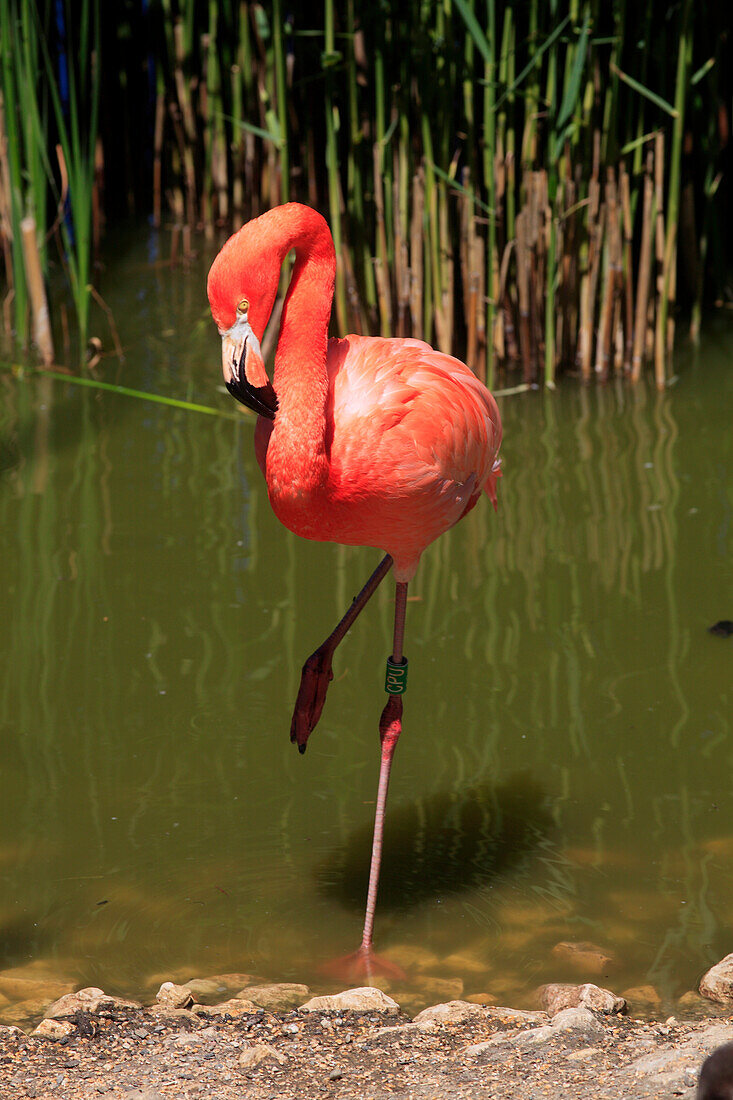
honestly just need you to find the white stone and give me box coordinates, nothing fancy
[299,987,399,1014]
[538,982,626,1016]
[32,1019,75,1040]
[413,1000,487,1027]
[238,1043,287,1068]
[156,982,195,1009]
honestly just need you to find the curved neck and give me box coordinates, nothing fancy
[272,210,335,446]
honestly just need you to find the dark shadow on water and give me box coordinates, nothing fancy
[317,773,552,911]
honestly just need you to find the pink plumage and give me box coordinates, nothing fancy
[207,203,503,976]
[208,204,502,581]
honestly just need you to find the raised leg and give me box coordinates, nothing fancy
[290,553,393,753]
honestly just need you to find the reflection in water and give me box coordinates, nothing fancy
[318,775,552,911]
[0,239,732,1014]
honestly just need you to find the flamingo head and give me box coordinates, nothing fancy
[207,217,281,419]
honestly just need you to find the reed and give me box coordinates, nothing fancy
[0,0,730,385]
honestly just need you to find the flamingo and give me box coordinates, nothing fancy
[207,203,502,976]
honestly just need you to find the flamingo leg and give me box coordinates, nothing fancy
[320,580,409,983]
[290,553,393,752]
[361,579,407,952]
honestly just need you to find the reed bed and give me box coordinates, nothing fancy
[0,0,731,384]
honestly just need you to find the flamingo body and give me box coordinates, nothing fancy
[208,203,503,969]
[254,332,501,581]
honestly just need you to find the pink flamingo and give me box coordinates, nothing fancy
[207,203,502,976]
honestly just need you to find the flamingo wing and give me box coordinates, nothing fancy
[326,335,501,505]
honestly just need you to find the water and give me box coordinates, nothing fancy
[1,230,732,1020]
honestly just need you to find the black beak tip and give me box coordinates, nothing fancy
[298,743,307,756]
[225,378,277,421]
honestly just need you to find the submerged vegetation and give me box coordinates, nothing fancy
[0,0,731,385]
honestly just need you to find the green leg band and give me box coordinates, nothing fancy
[385,656,408,695]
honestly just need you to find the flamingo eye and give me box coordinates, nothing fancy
[236,298,249,316]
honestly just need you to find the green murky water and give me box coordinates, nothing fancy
[1,229,732,1021]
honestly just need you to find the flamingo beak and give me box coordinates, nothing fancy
[221,322,277,420]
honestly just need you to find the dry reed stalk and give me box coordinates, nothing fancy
[595,168,619,380]
[458,181,478,370]
[0,99,14,333]
[619,162,634,372]
[92,136,104,253]
[200,32,213,237]
[20,216,53,365]
[631,148,655,382]
[653,131,666,387]
[393,168,409,338]
[373,143,392,336]
[409,168,424,340]
[498,240,515,368]
[492,151,506,365]
[173,20,197,233]
[475,228,486,382]
[579,177,602,380]
[492,234,504,364]
[666,241,677,355]
[442,192,455,354]
[527,172,543,374]
[230,66,243,220]
[152,89,165,228]
[514,208,532,382]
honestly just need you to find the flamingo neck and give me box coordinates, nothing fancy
[269,209,335,488]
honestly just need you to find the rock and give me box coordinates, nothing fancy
[485,1006,548,1024]
[238,1043,287,1068]
[156,982,195,1009]
[32,1019,75,1040]
[412,1000,487,1027]
[622,1022,733,1088]
[237,983,310,1011]
[0,1024,24,1039]
[621,984,662,1012]
[537,982,626,1016]
[45,987,139,1019]
[182,978,229,1000]
[299,988,399,1014]
[700,954,733,1005]
[551,1007,604,1037]
[464,1037,512,1056]
[551,941,615,974]
[465,993,497,1006]
[149,1006,199,1022]
[371,1023,424,1039]
[193,998,259,1017]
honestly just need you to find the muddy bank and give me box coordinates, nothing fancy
[2,987,732,1099]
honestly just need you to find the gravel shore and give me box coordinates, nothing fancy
[2,988,732,1099]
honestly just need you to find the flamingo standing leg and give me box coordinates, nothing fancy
[323,581,410,982]
[361,580,407,952]
[290,553,393,752]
